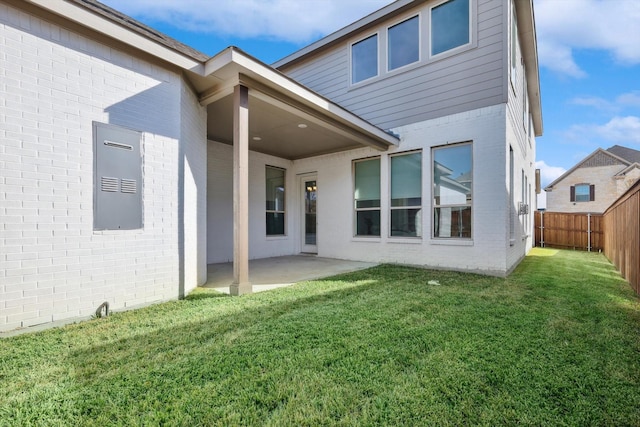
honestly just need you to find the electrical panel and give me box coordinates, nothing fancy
[93,122,143,230]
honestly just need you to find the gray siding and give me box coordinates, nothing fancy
[281,0,506,130]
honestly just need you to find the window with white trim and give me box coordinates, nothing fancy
[388,15,420,71]
[511,1,518,86]
[351,34,378,84]
[266,166,285,235]
[430,0,470,57]
[390,151,422,237]
[509,146,515,241]
[354,157,381,236]
[433,143,472,238]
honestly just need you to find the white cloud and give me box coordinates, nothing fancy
[597,116,640,143]
[565,116,640,145]
[535,0,640,76]
[569,91,640,113]
[570,96,613,111]
[536,160,566,187]
[617,91,640,108]
[101,0,390,43]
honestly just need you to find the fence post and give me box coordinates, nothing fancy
[540,211,545,248]
[587,213,591,252]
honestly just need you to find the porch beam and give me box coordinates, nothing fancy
[231,84,251,295]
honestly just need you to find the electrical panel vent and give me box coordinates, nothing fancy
[101,176,119,192]
[104,140,133,151]
[121,179,137,194]
[93,122,143,230]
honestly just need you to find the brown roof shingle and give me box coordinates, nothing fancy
[606,145,640,164]
[69,0,210,62]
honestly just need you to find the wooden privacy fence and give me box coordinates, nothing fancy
[535,211,603,251]
[603,181,640,295]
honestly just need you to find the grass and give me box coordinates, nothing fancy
[1,248,640,426]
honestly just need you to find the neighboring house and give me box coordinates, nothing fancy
[0,0,542,331]
[544,145,640,214]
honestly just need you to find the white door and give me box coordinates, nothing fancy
[300,175,317,254]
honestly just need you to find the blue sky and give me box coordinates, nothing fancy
[101,0,640,187]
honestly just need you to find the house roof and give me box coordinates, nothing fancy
[544,147,633,191]
[607,145,640,164]
[273,0,543,138]
[614,163,640,177]
[67,0,210,62]
[22,0,399,159]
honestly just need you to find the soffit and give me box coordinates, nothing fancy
[207,95,363,160]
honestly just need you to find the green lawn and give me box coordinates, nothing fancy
[1,248,639,426]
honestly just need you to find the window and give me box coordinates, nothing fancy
[571,184,594,202]
[266,166,285,235]
[391,152,422,237]
[433,143,472,238]
[509,146,514,241]
[523,70,529,132]
[354,158,381,236]
[352,34,378,84]
[431,0,470,56]
[511,3,518,85]
[388,15,419,71]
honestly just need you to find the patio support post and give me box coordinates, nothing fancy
[231,84,252,295]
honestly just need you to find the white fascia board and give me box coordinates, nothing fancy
[517,0,543,137]
[225,49,398,147]
[25,0,205,74]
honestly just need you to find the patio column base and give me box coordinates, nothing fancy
[230,281,252,296]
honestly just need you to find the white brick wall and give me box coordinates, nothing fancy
[207,105,521,276]
[180,79,208,295]
[0,4,206,331]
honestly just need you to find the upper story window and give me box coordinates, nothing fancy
[511,2,518,85]
[430,0,470,57]
[351,34,378,84]
[388,15,420,71]
[571,184,594,202]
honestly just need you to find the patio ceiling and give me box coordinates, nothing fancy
[206,94,370,160]
[188,47,399,160]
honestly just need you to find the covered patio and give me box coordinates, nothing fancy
[190,47,398,295]
[203,256,377,294]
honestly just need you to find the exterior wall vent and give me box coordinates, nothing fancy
[101,176,119,192]
[121,179,137,194]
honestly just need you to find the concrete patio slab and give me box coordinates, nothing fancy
[203,255,377,294]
